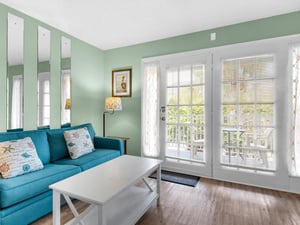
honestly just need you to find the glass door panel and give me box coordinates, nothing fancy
[160,53,212,177]
[221,55,275,170]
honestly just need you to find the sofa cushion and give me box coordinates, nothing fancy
[0,137,44,178]
[0,130,50,165]
[53,149,121,171]
[63,127,94,159]
[0,164,81,208]
[47,123,96,162]
[0,191,52,225]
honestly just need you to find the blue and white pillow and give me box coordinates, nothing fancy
[63,127,94,159]
[0,137,44,178]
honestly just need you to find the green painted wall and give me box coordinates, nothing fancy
[104,11,300,156]
[0,3,105,134]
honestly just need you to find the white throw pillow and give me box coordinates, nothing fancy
[0,137,44,178]
[64,127,94,159]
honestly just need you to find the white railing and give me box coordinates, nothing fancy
[166,114,274,169]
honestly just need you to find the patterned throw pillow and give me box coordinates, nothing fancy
[0,137,44,179]
[63,127,94,159]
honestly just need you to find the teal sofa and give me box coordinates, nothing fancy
[0,123,124,225]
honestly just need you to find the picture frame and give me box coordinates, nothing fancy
[112,68,132,97]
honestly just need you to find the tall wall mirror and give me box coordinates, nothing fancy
[7,13,24,131]
[61,36,71,126]
[37,26,51,128]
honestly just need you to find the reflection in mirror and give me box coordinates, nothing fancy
[37,26,51,128]
[7,13,24,131]
[61,36,71,126]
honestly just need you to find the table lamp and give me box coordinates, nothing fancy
[65,98,71,110]
[103,97,122,136]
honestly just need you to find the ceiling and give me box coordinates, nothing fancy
[0,0,300,50]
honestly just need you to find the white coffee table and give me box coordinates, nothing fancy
[49,155,162,225]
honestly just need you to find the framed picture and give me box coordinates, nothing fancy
[112,68,132,97]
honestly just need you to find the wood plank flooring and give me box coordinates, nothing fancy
[31,177,300,225]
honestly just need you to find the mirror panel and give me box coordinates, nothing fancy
[7,13,24,130]
[37,26,51,128]
[61,36,71,126]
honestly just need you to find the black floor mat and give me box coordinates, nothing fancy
[149,170,200,187]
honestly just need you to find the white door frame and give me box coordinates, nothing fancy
[158,50,213,177]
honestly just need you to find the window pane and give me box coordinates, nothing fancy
[167,69,178,86]
[192,106,204,125]
[167,106,178,124]
[44,106,50,117]
[239,105,254,127]
[179,87,191,105]
[223,60,238,81]
[44,80,50,92]
[239,58,255,80]
[223,83,237,103]
[256,56,274,79]
[179,66,191,86]
[240,81,255,102]
[179,106,191,123]
[167,88,178,105]
[256,80,274,102]
[192,64,205,84]
[256,104,273,126]
[43,93,50,105]
[192,85,204,104]
[222,105,237,126]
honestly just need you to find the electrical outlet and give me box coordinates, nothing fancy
[210,32,216,41]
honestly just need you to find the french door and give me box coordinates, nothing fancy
[159,52,212,177]
[158,40,282,183]
[142,35,300,191]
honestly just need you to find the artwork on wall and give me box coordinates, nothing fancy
[112,68,132,97]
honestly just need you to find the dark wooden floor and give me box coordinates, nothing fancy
[32,177,300,225]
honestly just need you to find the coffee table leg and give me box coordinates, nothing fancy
[53,190,61,225]
[157,164,161,205]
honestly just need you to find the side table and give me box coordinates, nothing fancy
[108,136,129,154]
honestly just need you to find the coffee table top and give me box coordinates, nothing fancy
[49,155,162,205]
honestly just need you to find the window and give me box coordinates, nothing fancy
[221,55,275,170]
[291,45,300,176]
[37,72,50,127]
[10,75,23,129]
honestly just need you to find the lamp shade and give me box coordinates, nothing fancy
[65,98,71,110]
[105,97,122,111]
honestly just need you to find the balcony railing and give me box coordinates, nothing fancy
[166,115,274,169]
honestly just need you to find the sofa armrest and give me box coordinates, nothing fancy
[94,136,124,155]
